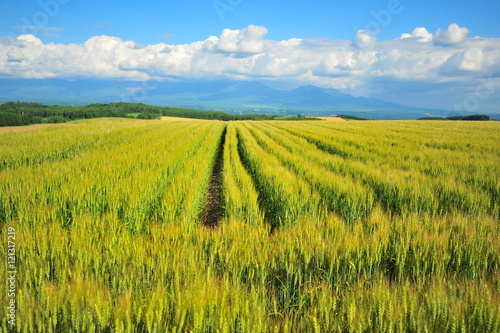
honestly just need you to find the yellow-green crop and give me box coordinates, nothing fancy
[0,118,499,332]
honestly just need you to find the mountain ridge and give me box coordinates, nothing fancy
[1,78,495,120]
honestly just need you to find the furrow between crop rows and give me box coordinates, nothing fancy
[200,125,227,227]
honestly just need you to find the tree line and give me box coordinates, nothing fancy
[0,102,278,127]
[418,115,490,121]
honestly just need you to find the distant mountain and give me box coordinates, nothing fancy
[1,78,495,120]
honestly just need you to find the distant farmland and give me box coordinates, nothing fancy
[1,118,499,332]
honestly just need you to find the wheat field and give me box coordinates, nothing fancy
[1,118,499,332]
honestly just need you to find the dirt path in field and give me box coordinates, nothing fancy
[200,127,227,227]
[315,117,347,121]
[0,123,75,134]
[160,116,199,121]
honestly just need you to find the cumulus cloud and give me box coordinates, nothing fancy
[17,34,43,45]
[434,23,470,45]
[206,25,269,54]
[441,47,484,74]
[355,30,377,49]
[459,47,483,71]
[399,27,433,43]
[0,23,498,105]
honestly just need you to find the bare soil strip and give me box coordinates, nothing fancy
[315,117,347,121]
[200,127,227,227]
[0,123,75,135]
[160,116,199,121]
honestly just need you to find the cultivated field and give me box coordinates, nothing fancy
[314,117,347,121]
[0,123,75,135]
[1,118,499,332]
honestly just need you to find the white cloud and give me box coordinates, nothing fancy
[355,30,377,49]
[459,47,483,71]
[399,27,433,43]
[440,47,484,74]
[0,23,499,111]
[0,24,495,82]
[434,23,470,46]
[206,25,269,54]
[17,34,43,45]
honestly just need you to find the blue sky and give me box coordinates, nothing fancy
[2,0,500,44]
[1,0,499,113]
